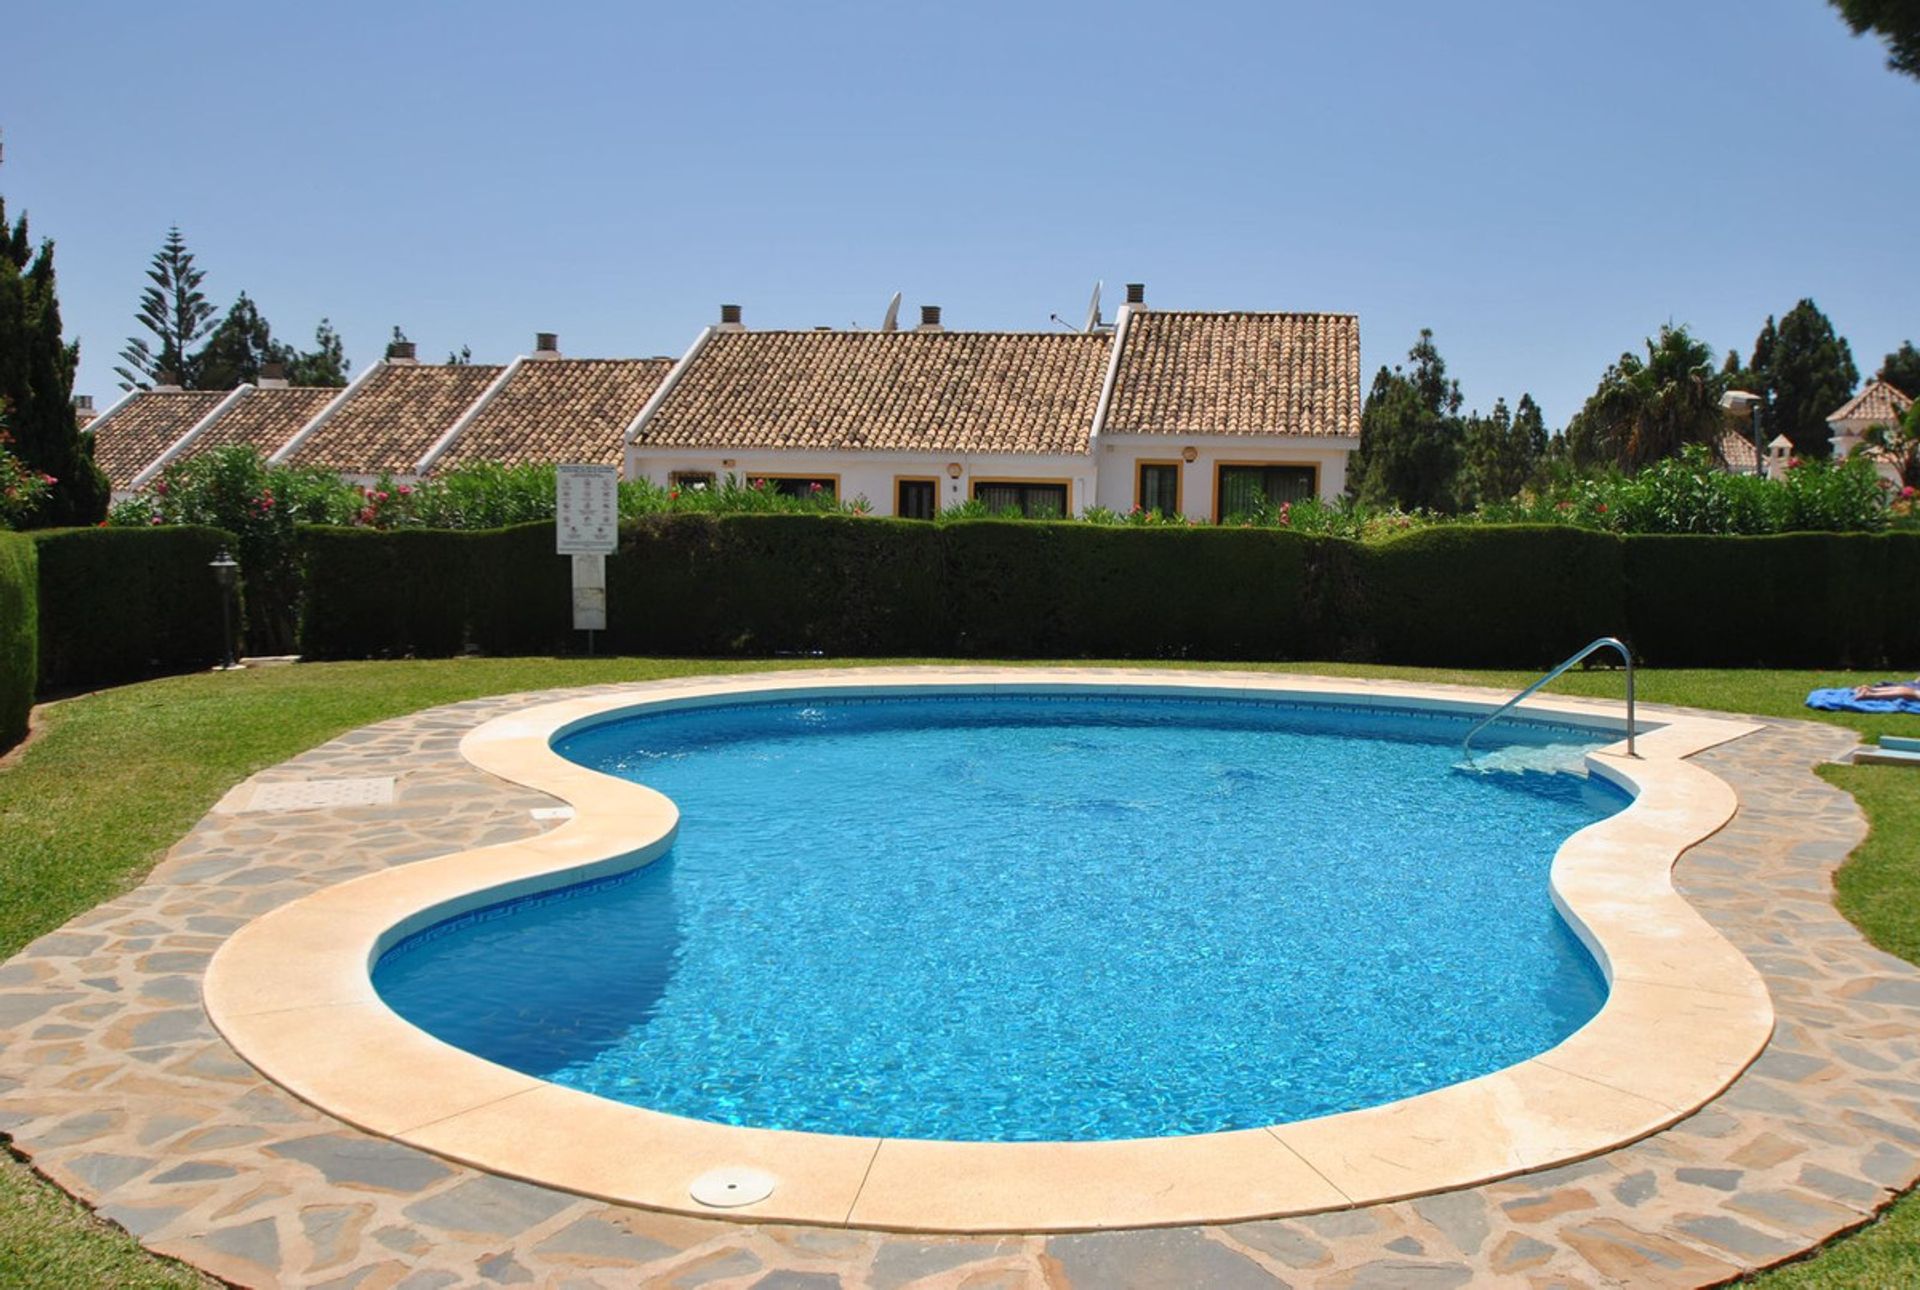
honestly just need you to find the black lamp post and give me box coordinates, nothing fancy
[209,548,239,670]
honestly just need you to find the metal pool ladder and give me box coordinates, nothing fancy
[1462,636,1636,766]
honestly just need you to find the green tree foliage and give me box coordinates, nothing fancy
[1565,325,1726,472]
[1829,0,1920,79]
[192,292,289,390]
[1459,394,1549,507]
[115,226,216,390]
[0,194,108,525]
[1861,398,1920,487]
[286,319,349,387]
[1878,340,1920,395]
[1352,329,1465,511]
[1763,299,1859,457]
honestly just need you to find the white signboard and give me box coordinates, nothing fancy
[556,464,618,555]
[571,554,607,632]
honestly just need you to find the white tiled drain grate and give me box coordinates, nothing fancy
[242,777,397,812]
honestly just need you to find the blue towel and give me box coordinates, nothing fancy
[1805,687,1920,715]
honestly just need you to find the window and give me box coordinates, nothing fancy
[669,471,715,492]
[896,478,937,520]
[751,476,837,499]
[973,480,1068,519]
[1136,462,1180,515]
[1216,465,1316,521]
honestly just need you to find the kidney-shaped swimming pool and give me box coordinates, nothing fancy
[373,692,1627,1142]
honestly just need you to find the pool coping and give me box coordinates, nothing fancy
[201,667,1770,1234]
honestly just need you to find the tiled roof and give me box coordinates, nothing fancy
[286,363,504,474]
[88,391,226,489]
[1828,379,1913,427]
[436,359,673,470]
[181,387,343,462]
[1716,427,1760,472]
[1102,311,1361,437]
[635,331,1112,455]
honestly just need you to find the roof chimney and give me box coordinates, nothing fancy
[1125,283,1146,305]
[916,305,944,333]
[258,361,289,388]
[154,371,183,392]
[533,331,560,359]
[386,341,418,364]
[718,304,745,332]
[72,394,95,427]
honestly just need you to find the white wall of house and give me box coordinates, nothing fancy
[626,449,1100,517]
[1829,419,1907,488]
[1094,435,1358,518]
[628,439,1359,517]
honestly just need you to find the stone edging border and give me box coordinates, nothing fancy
[201,668,1769,1233]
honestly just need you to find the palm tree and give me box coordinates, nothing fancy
[1572,325,1726,472]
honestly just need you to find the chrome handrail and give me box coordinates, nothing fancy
[1462,636,1635,765]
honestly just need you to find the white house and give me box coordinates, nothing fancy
[1826,379,1912,487]
[624,286,1361,520]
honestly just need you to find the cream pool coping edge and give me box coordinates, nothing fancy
[201,667,1770,1234]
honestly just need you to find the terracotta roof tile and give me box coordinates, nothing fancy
[1828,379,1913,427]
[88,391,226,489]
[436,359,672,470]
[636,331,1111,455]
[286,363,503,474]
[1103,311,1361,437]
[180,387,343,463]
[1716,427,1760,472]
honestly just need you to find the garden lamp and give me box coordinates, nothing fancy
[209,548,239,670]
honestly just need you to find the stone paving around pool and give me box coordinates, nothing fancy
[0,671,1914,1288]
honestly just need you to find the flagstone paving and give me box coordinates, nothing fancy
[1,673,1915,1288]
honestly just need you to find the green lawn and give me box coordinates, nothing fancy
[0,658,1914,1287]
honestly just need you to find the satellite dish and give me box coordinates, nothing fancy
[880,292,902,333]
[1083,281,1103,333]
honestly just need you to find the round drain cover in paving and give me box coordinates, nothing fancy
[690,1166,776,1208]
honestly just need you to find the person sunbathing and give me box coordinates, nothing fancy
[1853,678,1920,701]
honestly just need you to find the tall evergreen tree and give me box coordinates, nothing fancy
[1765,299,1859,456]
[286,319,349,387]
[1353,329,1465,511]
[1829,0,1920,80]
[0,193,109,524]
[1458,392,1549,504]
[115,226,216,389]
[192,292,293,390]
[1878,340,1920,395]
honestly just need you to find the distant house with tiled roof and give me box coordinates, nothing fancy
[1825,379,1911,487]
[626,286,1362,519]
[274,345,505,480]
[87,387,229,493]
[423,343,673,472]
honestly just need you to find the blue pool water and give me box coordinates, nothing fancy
[374,693,1627,1142]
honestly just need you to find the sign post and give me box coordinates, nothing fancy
[555,464,619,651]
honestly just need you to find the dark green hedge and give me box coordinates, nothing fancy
[1365,526,1627,668]
[31,526,235,693]
[299,527,477,660]
[294,518,1920,669]
[0,532,35,749]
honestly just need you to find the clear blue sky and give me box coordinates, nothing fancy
[5,1,1915,426]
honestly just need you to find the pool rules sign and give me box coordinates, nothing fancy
[555,464,617,637]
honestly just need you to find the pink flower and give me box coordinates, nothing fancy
[154,480,169,496]
[397,484,412,497]
[668,488,680,501]
[809,482,822,494]
[375,490,389,502]
[1596,502,1608,513]
[1903,486,1916,500]
[148,515,162,525]
[1789,457,1802,469]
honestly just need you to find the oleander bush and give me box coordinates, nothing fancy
[30,525,234,693]
[0,531,34,748]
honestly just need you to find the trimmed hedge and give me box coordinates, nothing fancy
[294,518,1920,669]
[300,527,477,659]
[0,532,35,748]
[31,526,235,693]
[1366,526,1627,668]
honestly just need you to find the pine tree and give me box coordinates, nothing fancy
[192,292,294,390]
[1878,341,1920,396]
[286,319,349,387]
[1353,330,1466,511]
[0,194,109,524]
[1764,300,1859,457]
[1829,0,1920,80]
[115,226,216,390]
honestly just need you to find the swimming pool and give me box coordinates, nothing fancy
[374,692,1628,1142]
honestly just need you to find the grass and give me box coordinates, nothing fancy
[0,657,1914,1286]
